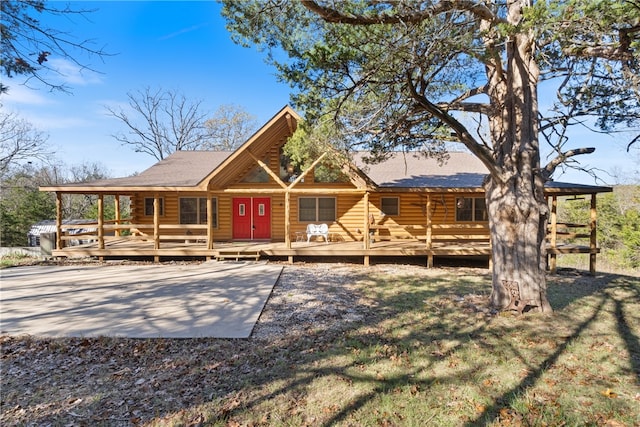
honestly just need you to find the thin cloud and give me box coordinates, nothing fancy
[158,22,209,41]
[1,84,55,106]
[49,58,103,86]
[31,113,93,130]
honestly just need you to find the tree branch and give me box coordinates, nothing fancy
[405,69,500,181]
[563,24,640,61]
[438,101,492,115]
[627,133,639,152]
[543,147,596,180]
[300,0,504,26]
[447,84,489,105]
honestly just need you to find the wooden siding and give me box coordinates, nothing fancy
[129,190,493,243]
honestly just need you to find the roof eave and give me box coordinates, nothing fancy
[39,185,205,193]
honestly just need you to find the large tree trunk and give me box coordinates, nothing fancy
[485,176,552,313]
[485,0,553,313]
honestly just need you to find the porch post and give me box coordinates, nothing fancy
[56,192,62,250]
[114,195,121,237]
[363,192,370,250]
[97,194,105,250]
[549,196,558,274]
[363,191,370,266]
[590,193,597,276]
[153,194,160,252]
[426,194,433,268]
[207,194,214,251]
[285,191,291,249]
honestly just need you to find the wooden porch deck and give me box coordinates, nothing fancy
[51,237,492,263]
[49,237,596,268]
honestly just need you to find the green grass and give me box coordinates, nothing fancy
[2,265,638,426]
[0,253,40,268]
[158,268,640,426]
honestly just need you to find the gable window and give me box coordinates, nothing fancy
[242,154,270,183]
[381,197,400,216]
[144,197,164,216]
[280,151,302,183]
[299,197,336,222]
[455,197,487,222]
[314,162,350,183]
[179,197,218,227]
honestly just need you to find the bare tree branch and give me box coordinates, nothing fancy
[543,147,596,180]
[1,0,110,93]
[105,87,208,161]
[0,111,50,175]
[203,104,258,150]
[406,69,499,181]
[627,133,640,151]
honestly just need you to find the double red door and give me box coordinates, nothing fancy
[232,197,271,240]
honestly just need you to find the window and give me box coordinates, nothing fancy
[280,151,302,182]
[144,197,164,216]
[242,154,270,183]
[298,197,336,222]
[456,197,487,222]
[313,163,349,183]
[242,166,269,183]
[179,197,218,227]
[381,197,399,216]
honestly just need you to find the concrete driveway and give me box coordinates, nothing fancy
[0,261,283,339]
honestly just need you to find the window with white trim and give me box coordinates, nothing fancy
[298,197,336,222]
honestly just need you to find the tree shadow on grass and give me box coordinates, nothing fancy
[2,266,638,426]
[465,272,640,426]
[197,269,640,426]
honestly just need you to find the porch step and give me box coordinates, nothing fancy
[216,250,261,261]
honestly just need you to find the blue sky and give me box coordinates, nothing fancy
[2,1,638,183]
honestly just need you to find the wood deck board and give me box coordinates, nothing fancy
[51,238,596,260]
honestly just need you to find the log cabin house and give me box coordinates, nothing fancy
[40,105,612,272]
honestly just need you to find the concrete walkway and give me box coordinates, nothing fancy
[0,261,283,339]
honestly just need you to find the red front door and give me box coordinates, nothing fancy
[232,197,271,240]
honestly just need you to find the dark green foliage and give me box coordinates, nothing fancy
[0,162,118,247]
[558,186,640,269]
[0,172,55,246]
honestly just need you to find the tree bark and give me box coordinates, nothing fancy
[485,176,552,313]
[485,0,553,313]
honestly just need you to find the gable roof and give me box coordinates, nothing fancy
[40,105,612,196]
[40,106,299,193]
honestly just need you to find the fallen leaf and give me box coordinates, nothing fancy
[600,388,618,398]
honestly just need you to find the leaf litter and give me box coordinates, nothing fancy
[1,261,639,426]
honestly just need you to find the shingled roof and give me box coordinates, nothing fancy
[39,103,610,196]
[40,151,232,192]
[355,152,488,188]
[41,148,612,196]
[355,151,611,195]
[116,151,232,187]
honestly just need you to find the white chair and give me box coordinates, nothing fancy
[306,223,329,243]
